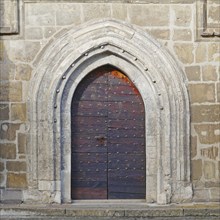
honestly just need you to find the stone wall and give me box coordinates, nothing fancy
[0,0,219,203]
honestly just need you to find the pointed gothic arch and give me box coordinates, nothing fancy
[28,19,192,204]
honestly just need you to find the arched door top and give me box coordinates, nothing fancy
[28,19,192,204]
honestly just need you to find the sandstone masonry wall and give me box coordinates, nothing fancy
[0,0,219,203]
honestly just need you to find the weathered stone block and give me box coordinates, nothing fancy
[56,4,81,26]
[192,189,210,202]
[188,83,215,103]
[0,189,22,204]
[25,27,43,40]
[15,64,32,81]
[0,81,22,102]
[208,43,220,62]
[128,4,169,26]
[172,5,192,27]
[192,159,202,180]
[0,173,4,186]
[6,161,27,172]
[174,44,194,64]
[202,65,218,81]
[0,40,3,61]
[0,143,16,159]
[210,188,220,202]
[0,104,9,120]
[185,66,200,81]
[112,3,127,20]
[217,82,220,102]
[195,43,207,63]
[208,5,220,25]
[11,103,27,122]
[190,136,197,159]
[0,123,21,141]
[6,41,41,62]
[43,27,57,39]
[0,161,4,172]
[82,4,111,21]
[191,105,220,122]
[194,124,220,145]
[18,133,27,154]
[0,0,19,34]
[204,161,216,179]
[173,29,192,41]
[7,173,27,189]
[201,146,218,160]
[205,181,220,188]
[149,29,170,40]
[25,3,56,26]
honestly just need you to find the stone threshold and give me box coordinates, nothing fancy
[0,203,219,218]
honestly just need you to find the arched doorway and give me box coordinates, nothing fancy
[71,65,146,200]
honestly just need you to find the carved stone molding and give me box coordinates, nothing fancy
[27,19,192,204]
[196,0,220,41]
[0,0,19,35]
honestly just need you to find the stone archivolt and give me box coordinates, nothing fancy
[28,19,192,204]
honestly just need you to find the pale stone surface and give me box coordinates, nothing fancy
[11,103,27,122]
[202,65,218,81]
[0,143,16,159]
[0,0,19,34]
[149,29,170,40]
[128,5,169,26]
[6,161,27,172]
[194,124,220,145]
[6,41,41,63]
[195,43,207,63]
[0,104,9,120]
[210,188,220,202]
[111,3,127,20]
[193,189,210,202]
[173,29,192,41]
[25,27,43,40]
[208,5,220,25]
[191,105,220,122]
[188,83,215,103]
[56,4,81,26]
[192,159,202,180]
[15,64,32,81]
[25,3,56,26]
[208,43,220,62]
[7,173,27,189]
[43,27,57,38]
[185,66,200,81]
[174,43,194,64]
[204,161,216,179]
[0,81,22,102]
[172,5,192,27]
[82,4,111,21]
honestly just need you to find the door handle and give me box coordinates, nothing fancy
[95,135,106,141]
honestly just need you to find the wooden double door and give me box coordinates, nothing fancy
[71,65,146,200]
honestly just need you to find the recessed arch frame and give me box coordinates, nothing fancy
[28,19,192,204]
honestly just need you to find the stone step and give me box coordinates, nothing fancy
[0,203,219,220]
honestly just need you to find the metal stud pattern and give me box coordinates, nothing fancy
[71,65,146,200]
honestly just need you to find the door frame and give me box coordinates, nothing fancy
[28,19,192,204]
